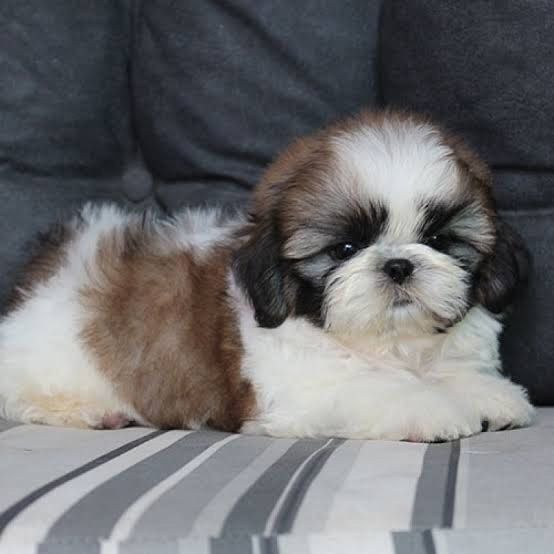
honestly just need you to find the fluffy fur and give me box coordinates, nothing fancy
[0,110,534,441]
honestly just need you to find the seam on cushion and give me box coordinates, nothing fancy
[126,0,154,205]
[130,0,143,61]
[499,207,554,216]
[32,526,554,544]
[130,0,164,207]
[122,0,133,61]
[494,166,554,174]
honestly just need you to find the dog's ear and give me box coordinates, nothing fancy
[233,214,290,328]
[444,130,531,313]
[474,218,531,314]
[233,133,322,328]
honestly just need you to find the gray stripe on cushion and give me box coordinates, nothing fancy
[120,540,180,554]
[42,543,181,554]
[289,438,364,533]
[38,543,103,554]
[125,434,274,539]
[213,537,280,554]
[411,441,460,529]
[189,439,295,537]
[218,439,328,537]
[266,439,345,534]
[210,535,254,554]
[0,430,165,534]
[258,536,280,554]
[38,431,230,553]
[393,529,436,554]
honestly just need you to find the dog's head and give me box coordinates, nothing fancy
[234,110,529,337]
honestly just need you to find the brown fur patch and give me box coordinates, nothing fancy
[80,226,255,432]
[440,129,497,219]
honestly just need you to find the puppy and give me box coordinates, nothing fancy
[0,110,534,441]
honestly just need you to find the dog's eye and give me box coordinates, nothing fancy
[331,242,359,261]
[425,234,452,251]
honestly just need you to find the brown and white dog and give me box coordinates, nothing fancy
[0,110,534,441]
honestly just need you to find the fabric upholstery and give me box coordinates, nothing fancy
[0,0,134,178]
[0,0,140,307]
[379,0,554,172]
[132,0,383,209]
[1,411,554,553]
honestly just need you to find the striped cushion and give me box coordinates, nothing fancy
[0,409,553,553]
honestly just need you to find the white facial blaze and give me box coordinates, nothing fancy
[331,121,460,239]
[323,243,470,335]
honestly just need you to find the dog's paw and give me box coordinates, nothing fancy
[445,374,535,433]
[370,388,482,442]
[477,379,534,432]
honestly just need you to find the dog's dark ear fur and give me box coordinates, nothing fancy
[474,218,531,314]
[232,133,322,329]
[444,130,531,313]
[233,214,289,328]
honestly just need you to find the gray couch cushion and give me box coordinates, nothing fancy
[379,0,554,404]
[0,0,134,178]
[499,209,554,405]
[132,0,383,198]
[379,0,554,171]
[1,412,553,553]
[0,0,154,304]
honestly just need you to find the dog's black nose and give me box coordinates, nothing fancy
[383,258,414,284]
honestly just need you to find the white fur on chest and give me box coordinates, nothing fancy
[231,273,505,439]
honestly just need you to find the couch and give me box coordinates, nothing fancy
[0,1,553,552]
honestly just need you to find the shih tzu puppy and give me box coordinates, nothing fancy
[0,110,534,441]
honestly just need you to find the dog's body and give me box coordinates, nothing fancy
[0,111,534,441]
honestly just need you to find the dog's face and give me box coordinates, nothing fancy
[235,111,529,336]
